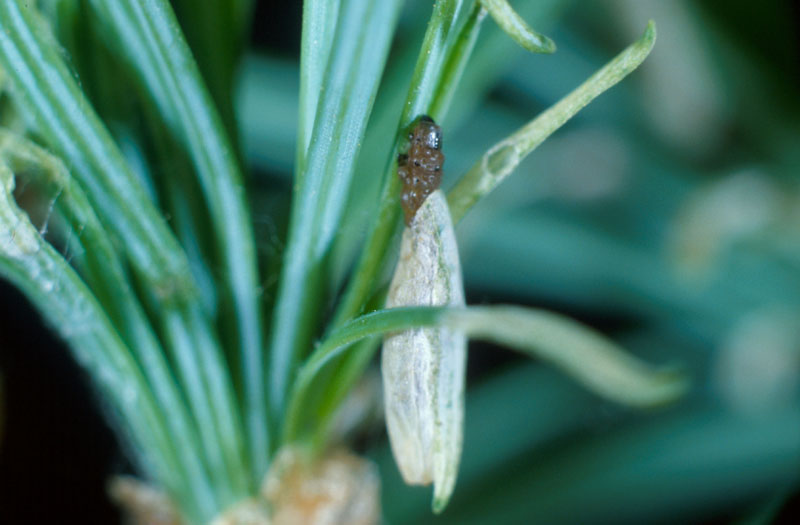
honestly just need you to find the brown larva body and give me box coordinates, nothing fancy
[398,115,444,225]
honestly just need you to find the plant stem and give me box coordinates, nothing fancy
[0,1,252,499]
[170,0,250,143]
[303,0,482,450]
[0,132,222,513]
[295,0,342,176]
[284,303,686,441]
[0,164,209,522]
[447,20,657,222]
[479,0,556,53]
[0,0,195,300]
[330,0,477,330]
[430,3,488,119]
[284,307,448,440]
[88,0,268,479]
[267,0,404,436]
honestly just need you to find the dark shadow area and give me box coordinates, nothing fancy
[0,281,123,524]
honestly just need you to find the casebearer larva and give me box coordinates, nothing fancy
[383,116,466,512]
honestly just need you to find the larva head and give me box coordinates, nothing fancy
[413,115,441,151]
[398,115,445,225]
